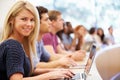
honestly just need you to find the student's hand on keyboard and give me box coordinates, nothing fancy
[64,73,86,80]
[48,69,75,80]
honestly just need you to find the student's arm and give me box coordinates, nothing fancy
[43,39,85,62]
[10,70,74,80]
[44,45,85,61]
[36,61,62,68]
[44,45,57,55]
[36,55,77,69]
[44,45,63,60]
[10,73,52,80]
[70,36,77,51]
[57,44,70,54]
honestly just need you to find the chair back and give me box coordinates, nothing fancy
[95,45,120,80]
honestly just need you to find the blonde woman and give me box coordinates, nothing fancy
[0,0,74,80]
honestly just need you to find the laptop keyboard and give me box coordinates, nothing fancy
[64,73,86,80]
[72,73,81,80]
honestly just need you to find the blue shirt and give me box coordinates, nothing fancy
[36,40,50,62]
[62,33,73,45]
[0,39,31,80]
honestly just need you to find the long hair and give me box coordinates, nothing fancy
[97,28,105,42]
[0,0,40,72]
[72,25,85,50]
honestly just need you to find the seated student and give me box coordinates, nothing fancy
[71,25,87,51]
[42,10,86,61]
[97,27,108,48]
[88,27,102,49]
[97,28,105,44]
[56,20,67,50]
[0,1,74,80]
[105,26,115,45]
[57,21,74,51]
[35,6,77,68]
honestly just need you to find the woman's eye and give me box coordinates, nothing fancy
[21,17,35,22]
[21,18,27,21]
[31,19,35,22]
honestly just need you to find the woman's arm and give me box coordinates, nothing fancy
[10,70,75,80]
[10,73,51,80]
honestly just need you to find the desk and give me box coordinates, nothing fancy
[70,52,102,80]
[86,61,102,80]
[57,52,102,80]
[69,61,102,80]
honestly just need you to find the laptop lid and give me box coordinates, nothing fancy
[81,41,94,52]
[85,44,96,74]
[68,44,96,80]
[69,44,96,70]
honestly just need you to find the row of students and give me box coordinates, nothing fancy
[57,24,116,51]
[0,1,74,80]
[0,0,87,80]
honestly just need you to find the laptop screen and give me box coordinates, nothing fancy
[89,44,96,60]
[81,41,94,52]
[68,44,96,80]
[85,44,96,74]
[69,44,96,70]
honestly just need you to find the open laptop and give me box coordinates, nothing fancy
[66,44,96,80]
[81,41,94,52]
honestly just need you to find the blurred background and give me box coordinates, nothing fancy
[0,0,120,43]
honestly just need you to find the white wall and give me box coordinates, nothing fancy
[0,0,16,33]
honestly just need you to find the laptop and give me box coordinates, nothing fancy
[66,44,96,80]
[81,41,94,52]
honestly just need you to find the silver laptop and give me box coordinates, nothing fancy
[81,41,94,52]
[67,44,96,80]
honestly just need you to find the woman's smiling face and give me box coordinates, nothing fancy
[13,9,35,37]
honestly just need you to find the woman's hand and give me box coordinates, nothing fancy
[48,69,75,79]
[57,54,77,68]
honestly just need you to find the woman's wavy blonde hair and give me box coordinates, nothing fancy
[0,0,40,72]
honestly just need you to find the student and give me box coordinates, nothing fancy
[88,27,101,49]
[42,10,86,61]
[106,26,115,45]
[0,1,74,80]
[35,6,76,68]
[57,21,74,51]
[71,25,87,50]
